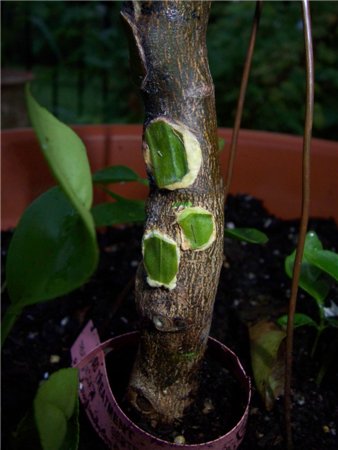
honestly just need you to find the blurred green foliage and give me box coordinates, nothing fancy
[2,1,337,139]
[208,1,338,139]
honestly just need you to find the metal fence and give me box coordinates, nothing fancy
[1,1,141,126]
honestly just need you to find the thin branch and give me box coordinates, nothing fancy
[284,1,314,449]
[224,0,263,201]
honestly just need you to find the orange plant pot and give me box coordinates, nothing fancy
[1,125,337,230]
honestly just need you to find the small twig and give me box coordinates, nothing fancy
[224,0,263,202]
[284,1,314,449]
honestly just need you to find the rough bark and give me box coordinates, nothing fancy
[121,0,224,425]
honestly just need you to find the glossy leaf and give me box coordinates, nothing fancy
[177,207,215,250]
[285,251,330,304]
[301,232,338,281]
[277,313,319,330]
[6,187,98,306]
[302,231,323,253]
[285,232,337,302]
[34,368,79,450]
[26,86,93,212]
[249,321,286,410]
[92,165,148,186]
[306,249,338,282]
[91,199,145,227]
[224,227,269,244]
[143,230,180,290]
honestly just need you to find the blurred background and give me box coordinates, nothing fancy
[1,0,337,139]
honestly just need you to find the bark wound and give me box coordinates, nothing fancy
[121,1,224,425]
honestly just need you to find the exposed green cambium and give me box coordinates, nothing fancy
[177,206,216,251]
[142,230,180,290]
[144,118,202,190]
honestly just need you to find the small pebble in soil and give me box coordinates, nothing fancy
[49,354,61,364]
[60,316,69,327]
[264,218,272,228]
[104,244,118,252]
[202,398,214,414]
[296,395,306,406]
[233,298,241,307]
[27,331,38,340]
[174,435,186,445]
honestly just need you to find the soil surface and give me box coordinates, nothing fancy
[2,194,338,449]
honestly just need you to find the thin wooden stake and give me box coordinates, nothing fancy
[224,1,263,201]
[284,1,314,448]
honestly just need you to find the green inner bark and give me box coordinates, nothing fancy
[145,121,188,188]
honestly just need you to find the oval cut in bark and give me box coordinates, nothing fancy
[144,119,202,190]
[177,206,216,251]
[142,230,180,290]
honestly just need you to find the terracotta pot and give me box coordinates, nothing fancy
[1,125,337,230]
[71,322,251,450]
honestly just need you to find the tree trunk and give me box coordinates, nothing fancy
[121,0,224,425]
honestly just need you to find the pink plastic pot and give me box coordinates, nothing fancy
[71,321,251,450]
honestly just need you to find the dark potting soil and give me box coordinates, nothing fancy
[1,194,338,449]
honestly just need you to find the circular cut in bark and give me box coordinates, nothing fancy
[144,118,202,190]
[142,230,180,290]
[177,206,216,251]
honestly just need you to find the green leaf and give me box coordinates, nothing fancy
[2,89,99,346]
[224,227,269,244]
[26,85,93,212]
[143,230,180,290]
[92,165,148,186]
[249,321,286,411]
[34,368,79,450]
[6,187,98,307]
[302,231,323,253]
[277,313,319,330]
[177,207,215,250]
[91,198,146,227]
[306,249,338,282]
[285,250,330,304]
